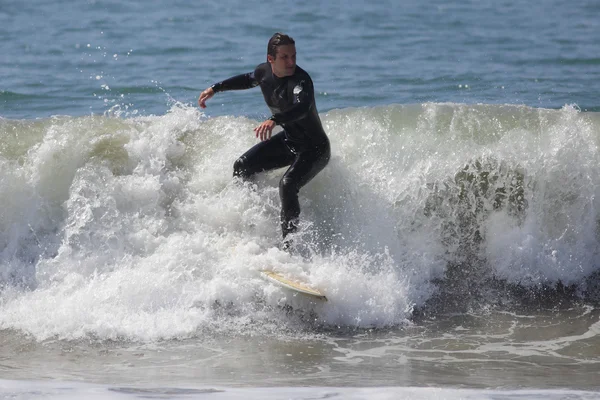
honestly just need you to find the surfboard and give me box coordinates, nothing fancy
[260,270,327,301]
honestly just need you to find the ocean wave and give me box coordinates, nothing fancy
[0,102,598,340]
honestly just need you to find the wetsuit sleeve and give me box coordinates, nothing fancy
[211,72,258,93]
[270,79,314,125]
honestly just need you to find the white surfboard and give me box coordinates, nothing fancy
[260,270,327,301]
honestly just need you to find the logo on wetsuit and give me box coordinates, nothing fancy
[293,81,306,102]
[293,83,303,95]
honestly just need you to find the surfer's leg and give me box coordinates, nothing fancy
[279,142,330,239]
[233,131,294,179]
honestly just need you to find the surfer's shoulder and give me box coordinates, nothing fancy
[253,63,270,81]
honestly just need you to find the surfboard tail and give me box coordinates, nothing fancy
[260,270,327,301]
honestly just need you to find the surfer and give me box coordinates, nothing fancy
[198,33,330,249]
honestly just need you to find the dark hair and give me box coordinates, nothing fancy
[267,33,295,58]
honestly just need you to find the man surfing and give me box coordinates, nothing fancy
[198,33,330,249]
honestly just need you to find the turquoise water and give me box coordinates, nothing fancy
[2,0,599,119]
[1,1,600,398]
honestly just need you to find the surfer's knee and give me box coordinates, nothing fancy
[279,175,299,199]
[233,156,250,179]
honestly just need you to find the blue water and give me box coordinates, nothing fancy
[2,0,600,397]
[2,0,599,119]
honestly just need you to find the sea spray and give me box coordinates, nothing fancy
[0,103,598,340]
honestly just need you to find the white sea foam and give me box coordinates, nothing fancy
[0,103,598,341]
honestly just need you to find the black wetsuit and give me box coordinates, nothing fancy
[211,63,330,239]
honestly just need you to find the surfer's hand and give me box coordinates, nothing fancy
[198,87,214,108]
[254,119,276,141]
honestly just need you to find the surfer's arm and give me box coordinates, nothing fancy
[211,72,259,93]
[198,72,259,108]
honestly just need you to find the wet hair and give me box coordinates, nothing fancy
[267,33,295,59]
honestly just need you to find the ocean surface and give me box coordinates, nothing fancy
[1,0,600,398]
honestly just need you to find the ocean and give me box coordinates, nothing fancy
[1,0,600,398]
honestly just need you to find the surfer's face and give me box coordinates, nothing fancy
[268,44,296,78]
